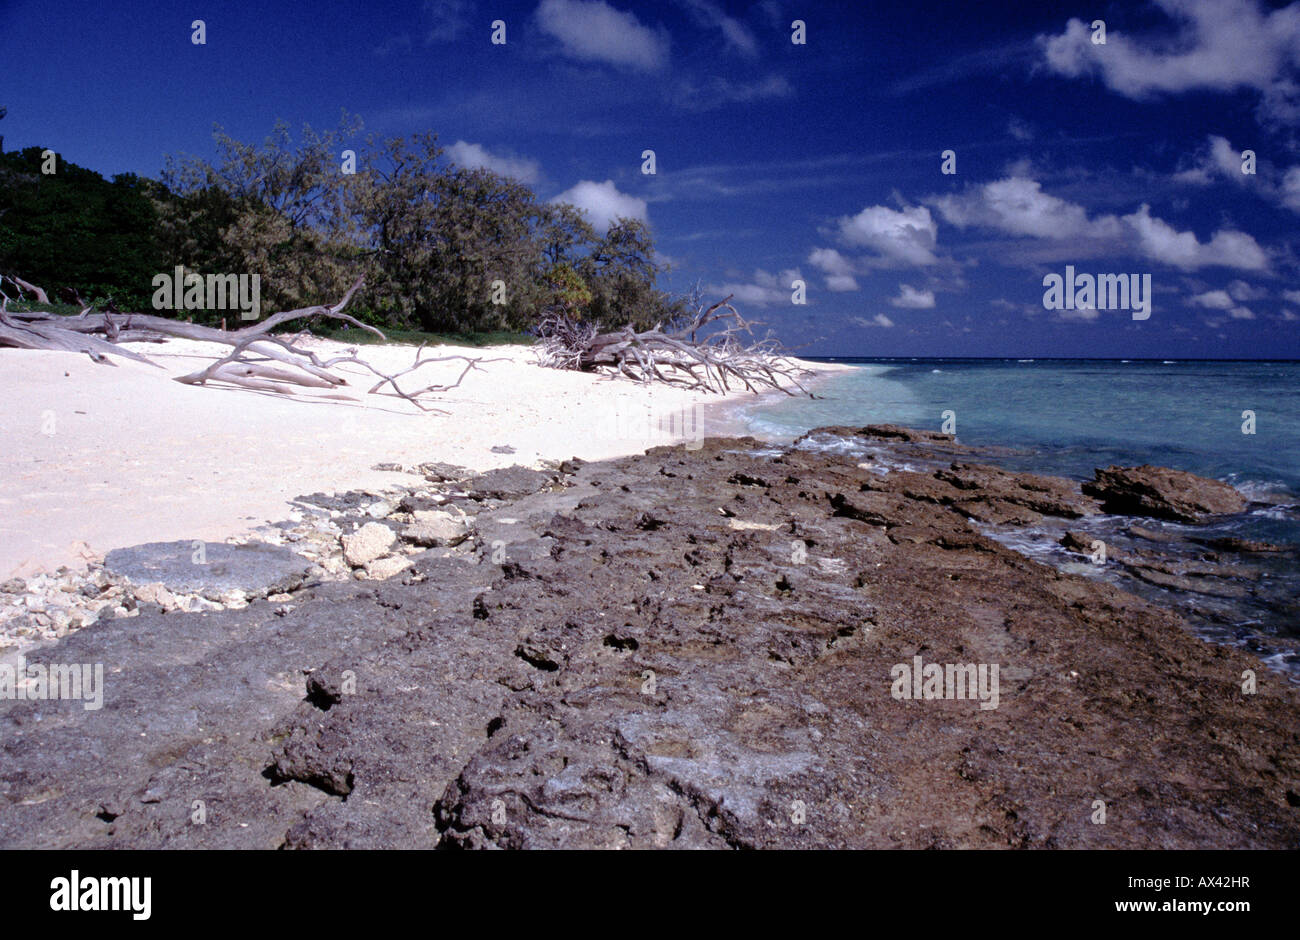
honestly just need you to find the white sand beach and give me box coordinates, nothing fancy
[0,337,842,578]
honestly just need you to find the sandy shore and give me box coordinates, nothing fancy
[0,337,841,578]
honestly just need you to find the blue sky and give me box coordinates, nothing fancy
[2,0,1299,357]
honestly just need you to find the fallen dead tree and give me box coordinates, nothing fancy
[0,275,491,411]
[535,294,813,395]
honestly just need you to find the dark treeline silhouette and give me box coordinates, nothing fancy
[0,115,683,333]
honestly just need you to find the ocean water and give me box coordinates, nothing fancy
[733,358,1300,672]
[739,359,1300,534]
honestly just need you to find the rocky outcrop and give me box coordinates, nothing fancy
[937,462,1100,519]
[1,429,1295,850]
[1084,465,1247,522]
[104,540,313,599]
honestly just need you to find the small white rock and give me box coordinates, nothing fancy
[343,522,398,567]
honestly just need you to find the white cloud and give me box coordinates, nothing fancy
[1038,0,1300,123]
[1172,135,1247,184]
[852,314,895,328]
[712,268,803,307]
[551,179,648,233]
[1007,117,1034,142]
[536,0,670,71]
[890,284,935,309]
[1282,309,1300,320]
[675,0,758,56]
[445,140,541,185]
[1227,279,1268,301]
[1283,166,1300,211]
[1174,135,1300,214]
[932,177,1123,240]
[1190,290,1236,309]
[836,205,938,266]
[1229,306,1256,319]
[1284,289,1300,304]
[808,248,859,291]
[931,175,1269,271]
[1123,204,1268,270]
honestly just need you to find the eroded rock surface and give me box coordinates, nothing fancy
[1,430,1296,849]
[1084,465,1249,522]
[103,541,313,599]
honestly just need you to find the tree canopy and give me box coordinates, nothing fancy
[1,118,683,333]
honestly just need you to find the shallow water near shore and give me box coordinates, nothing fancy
[734,358,1300,674]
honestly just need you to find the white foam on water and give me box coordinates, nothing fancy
[1226,475,1295,499]
[1251,503,1299,520]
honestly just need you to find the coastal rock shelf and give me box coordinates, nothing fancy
[1,429,1297,849]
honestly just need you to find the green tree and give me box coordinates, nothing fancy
[0,147,167,308]
[579,217,682,330]
[161,114,365,315]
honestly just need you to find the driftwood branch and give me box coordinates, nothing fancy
[535,294,813,396]
[1,274,49,304]
[0,275,481,410]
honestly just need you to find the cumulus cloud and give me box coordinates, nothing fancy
[1172,135,1250,185]
[445,140,541,184]
[1189,290,1235,309]
[853,314,895,328]
[1227,279,1268,301]
[1037,0,1300,124]
[807,248,859,291]
[932,177,1123,240]
[550,180,648,233]
[931,176,1269,271]
[712,268,803,307]
[890,284,935,309]
[536,0,670,71]
[1123,204,1268,271]
[1174,135,1300,213]
[1284,289,1300,304]
[836,205,938,266]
